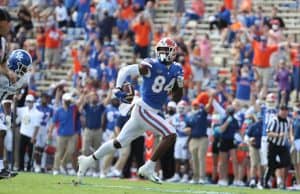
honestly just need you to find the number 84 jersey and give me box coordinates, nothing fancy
[140,58,183,110]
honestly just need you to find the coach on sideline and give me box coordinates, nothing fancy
[263,104,291,189]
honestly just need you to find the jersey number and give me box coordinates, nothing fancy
[152,76,175,93]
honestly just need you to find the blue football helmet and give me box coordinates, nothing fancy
[7,49,32,78]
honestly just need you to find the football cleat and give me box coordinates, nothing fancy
[77,155,94,180]
[138,164,162,184]
[0,168,18,179]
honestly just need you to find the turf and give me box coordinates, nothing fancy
[0,173,299,194]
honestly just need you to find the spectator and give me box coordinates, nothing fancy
[133,0,146,11]
[221,14,244,47]
[245,113,263,189]
[290,45,300,101]
[275,59,292,106]
[96,0,118,20]
[143,1,155,20]
[250,35,278,99]
[185,95,213,184]
[198,33,212,67]
[267,20,284,46]
[118,0,135,21]
[15,4,33,34]
[173,0,185,19]
[115,10,131,42]
[99,10,116,43]
[218,106,239,186]
[270,45,290,68]
[70,43,83,87]
[78,89,111,177]
[48,93,80,175]
[209,4,231,32]
[180,0,205,29]
[64,0,77,12]
[44,22,63,69]
[266,6,285,29]
[85,15,99,41]
[54,0,69,29]
[236,65,253,105]
[131,13,152,62]
[291,104,300,190]
[16,94,42,172]
[35,27,46,65]
[76,0,91,27]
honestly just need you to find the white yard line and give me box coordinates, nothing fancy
[71,182,234,194]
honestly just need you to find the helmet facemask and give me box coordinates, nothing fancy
[15,62,29,79]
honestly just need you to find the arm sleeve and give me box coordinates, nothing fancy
[116,64,140,88]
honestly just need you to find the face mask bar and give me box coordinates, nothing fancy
[15,62,29,79]
[156,46,173,63]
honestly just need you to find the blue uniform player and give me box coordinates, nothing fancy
[35,93,53,173]
[260,93,278,167]
[78,37,184,183]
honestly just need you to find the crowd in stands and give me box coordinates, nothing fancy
[2,0,300,190]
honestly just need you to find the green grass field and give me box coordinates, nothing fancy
[0,173,299,194]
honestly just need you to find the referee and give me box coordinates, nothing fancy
[263,104,291,189]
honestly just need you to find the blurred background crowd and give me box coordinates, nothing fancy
[2,0,300,190]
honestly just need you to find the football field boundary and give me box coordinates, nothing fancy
[57,181,234,194]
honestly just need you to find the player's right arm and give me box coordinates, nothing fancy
[115,64,140,89]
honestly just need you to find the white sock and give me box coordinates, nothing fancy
[93,140,116,160]
[0,160,3,170]
[277,177,282,185]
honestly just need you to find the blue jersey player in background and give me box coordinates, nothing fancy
[78,37,183,184]
[35,93,53,173]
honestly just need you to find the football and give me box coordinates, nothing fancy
[122,82,134,103]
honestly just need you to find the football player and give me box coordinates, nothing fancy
[0,8,31,179]
[166,100,189,183]
[260,93,278,168]
[35,93,53,173]
[78,37,183,183]
[0,49,32,178]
